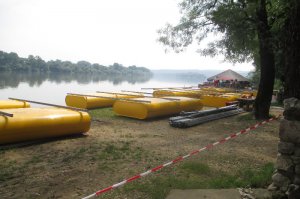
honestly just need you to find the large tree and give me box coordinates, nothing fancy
[281,0,300,99]
[158,0,278,119]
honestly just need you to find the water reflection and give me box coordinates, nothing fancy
[0,71,152,89]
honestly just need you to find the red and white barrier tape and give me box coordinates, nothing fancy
[82,115,280,199]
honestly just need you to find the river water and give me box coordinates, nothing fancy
[0,72,205,105]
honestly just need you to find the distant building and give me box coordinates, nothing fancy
[207,69,249,82]
[206,69,250,89]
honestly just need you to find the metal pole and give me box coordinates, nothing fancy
[96,91,181,101]
[9,98,88,112]
[67,93,152,103]
[96,91,144,97]
[121,90,153,95]
[154,89,201,94]
[0,110,13,117]
[141,86,195,90]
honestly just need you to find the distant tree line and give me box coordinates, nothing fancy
[0,50,152,76]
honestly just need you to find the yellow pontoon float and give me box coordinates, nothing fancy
[153,89,203,98]
[0,108,90,145]
[200,94,239,107]
[0,100,30,109]
[113,96,203,120]
[65,92,144,109]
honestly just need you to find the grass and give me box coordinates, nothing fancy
[0,154,44,182]
[0,160,18,182]
[236,112,255,121]
[89,108,115,118]
[61,147,89,162]
[271,101,284,107]
[180,162,210,175]
[97,142,132,160]
[122,162,274,199]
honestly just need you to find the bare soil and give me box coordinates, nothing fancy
[0,108,282,199]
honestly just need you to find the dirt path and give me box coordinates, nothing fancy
[0,108,282,199]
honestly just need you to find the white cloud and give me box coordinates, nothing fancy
[0,0,254,71]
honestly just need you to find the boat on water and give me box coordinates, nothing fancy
[113,96,203,120]
[0,108,90,145]
[0,100,30,109]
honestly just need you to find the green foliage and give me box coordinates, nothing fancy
[0,50,152,77]
[158,0,258,63]
[158,0,290,82]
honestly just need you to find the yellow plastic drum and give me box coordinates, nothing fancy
[0,100,30,109]
[113,97,203,120]
[65,92,143,109]
[200,95,238,107]
[0,108,91,144]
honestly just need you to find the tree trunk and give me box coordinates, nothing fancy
[254,0,275,119]
[284,1,300,99]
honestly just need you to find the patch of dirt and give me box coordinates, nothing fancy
[0,108,282,199]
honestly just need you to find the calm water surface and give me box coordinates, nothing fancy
[0,72,203,106]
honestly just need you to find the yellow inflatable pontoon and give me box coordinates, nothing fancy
[153,90,203,98]
[0,108,91,144]
[113,97,203,120]
[0,100,30,109]
[65,92,144,109]
[201,87,234,93]
[200,94,238,107]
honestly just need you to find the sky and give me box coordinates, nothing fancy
[0,0,254,71]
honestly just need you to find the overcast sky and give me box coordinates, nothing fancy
[0,0,254,71]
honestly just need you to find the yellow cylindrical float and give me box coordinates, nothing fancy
[0,100,30,109]
[0,108,91,145]
[201,87,233,93]
[200,94,238,107]
[113,97,203,120]
[65,92,144,109]
[153,90,202,98]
